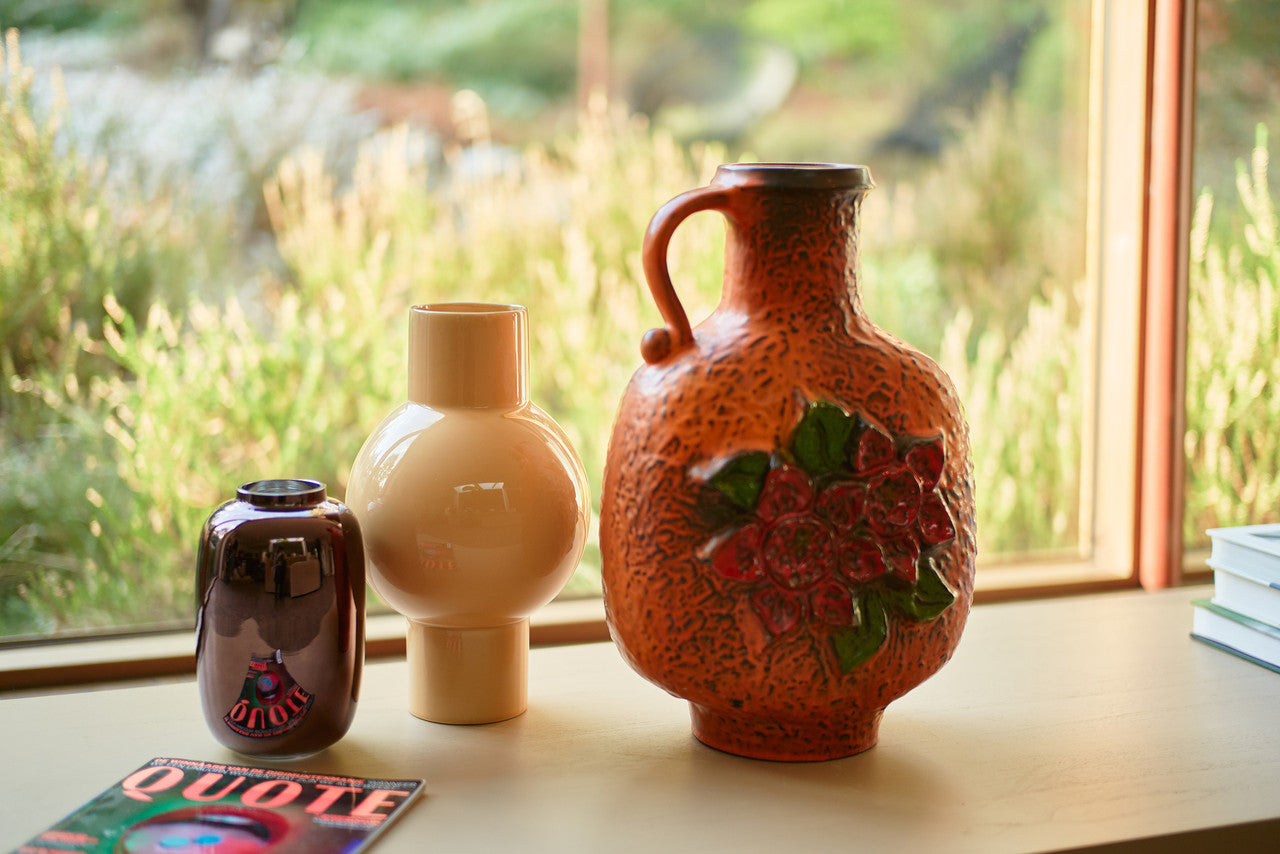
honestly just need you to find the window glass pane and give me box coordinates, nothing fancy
[1186,0,1280,545]
[0,0,1094,641]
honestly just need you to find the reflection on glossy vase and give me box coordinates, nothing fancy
[600,163,976,761]
[347,303,589,724]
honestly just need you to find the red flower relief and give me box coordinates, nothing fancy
[756,464,813,521]
[697,404,957,640]
[762,512,836,590]
[839,536,886,585]
[704,522,766,582]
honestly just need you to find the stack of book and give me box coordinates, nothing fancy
[1191,523,1280,674]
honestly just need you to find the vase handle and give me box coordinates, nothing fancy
[640,186,733,364]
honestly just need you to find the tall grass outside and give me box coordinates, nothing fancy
[2,4,1273,638]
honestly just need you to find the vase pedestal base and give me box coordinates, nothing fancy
[689,703,883,762]
[407,619,529,725]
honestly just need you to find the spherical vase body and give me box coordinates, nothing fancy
[600,164,976,761]
[347,303,589,724]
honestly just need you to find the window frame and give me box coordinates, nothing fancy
[0,0,1203,688]
[1135,0,1196,590]
[975,0,1195,600]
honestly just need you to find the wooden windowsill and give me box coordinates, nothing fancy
[1,556,1215,693]
[0,597,609,693]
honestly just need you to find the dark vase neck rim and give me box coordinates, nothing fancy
[712,163,874,191]
[237,479,327,508]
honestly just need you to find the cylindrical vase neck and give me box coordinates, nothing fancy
[408,303,528,409]
[712,164,873,324]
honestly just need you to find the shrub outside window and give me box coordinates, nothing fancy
[1184,0,1280,551]
[0,1,1255,648]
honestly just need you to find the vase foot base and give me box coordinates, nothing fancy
[406,619,529,724]
[689,703,882,762]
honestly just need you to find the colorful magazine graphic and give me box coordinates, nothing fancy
[16,757,423,854]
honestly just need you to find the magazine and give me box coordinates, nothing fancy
[14,757,423,854]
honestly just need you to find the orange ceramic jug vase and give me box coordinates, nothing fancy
[600,163,975,761]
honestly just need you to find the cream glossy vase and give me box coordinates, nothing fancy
[346,303,589,724]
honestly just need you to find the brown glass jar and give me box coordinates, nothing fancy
[196,479,365,759]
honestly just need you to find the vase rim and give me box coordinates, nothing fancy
[413,302,526,315]
[712,162,874,191]
[237,478,327,508]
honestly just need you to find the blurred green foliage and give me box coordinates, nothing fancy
[0,45,1089,636]
[742,0,904,63]
[1184,125,1280,544]
[0,29,195,403]
[1,0,1275,637]
[0,0,118,31]
[0,28,199,633]
[291,0,579,108]
[0,53,729,633]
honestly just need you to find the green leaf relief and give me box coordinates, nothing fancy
[831,593,888,674]
[888,558,956,622]
[790,401,854,475]
[705,451,771,511]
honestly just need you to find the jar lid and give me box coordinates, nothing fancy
[237,479,327,509]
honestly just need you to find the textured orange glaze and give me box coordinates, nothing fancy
[600,164,976,761]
